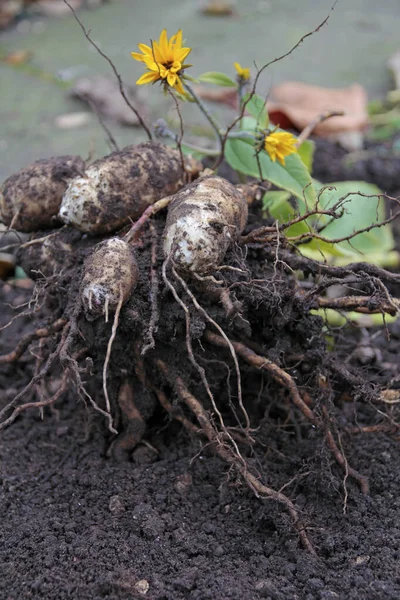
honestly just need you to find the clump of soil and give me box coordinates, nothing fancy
[1,138,400,598]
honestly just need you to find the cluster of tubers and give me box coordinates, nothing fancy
[0,141,248,317]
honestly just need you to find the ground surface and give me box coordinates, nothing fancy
[1,0,400,180]
[1,387,400,600]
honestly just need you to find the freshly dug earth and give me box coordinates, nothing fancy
[1,376,399,600]
[1,139,400,600]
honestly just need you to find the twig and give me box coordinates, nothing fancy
[62,0,152,140]
[168,90,186,176]
[296,110,345,146]
[86,97,120,152]
[185,81,223,154]
[215,0,339,168]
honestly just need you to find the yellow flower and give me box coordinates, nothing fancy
[234,62,250,82]
[131,29,191,95]
[264,131,298,165]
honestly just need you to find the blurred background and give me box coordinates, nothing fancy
[0,0,399,180]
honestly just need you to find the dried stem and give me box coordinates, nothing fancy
[62,0,152,139]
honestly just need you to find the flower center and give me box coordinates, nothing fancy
[163,60,182,74]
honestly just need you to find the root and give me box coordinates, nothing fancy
[102,287,124,431]
[59,307,118,435]
[0,318,67,364]
[0,322,70,428]
[171,264,251,435]
[204,330,370,494]
[156,358,315,554]
[108,379,147,457]
[0,371,68,431]
[141,222,160,355]
[124,196,173,243]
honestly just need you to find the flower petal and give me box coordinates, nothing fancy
[176,47,191,62]
[173,76,185,95]
[172,29,183,49]
[137,43,153,57]
[131,52,146,62]
[158,29,169,58]
[142,57,162,72]
[167,71,177,87]
[150,40,163,63]
[136,71,159,85]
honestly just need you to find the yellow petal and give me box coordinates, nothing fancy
[142,57,162,72]
[131,52,145,62]
[137,43,153,57]
[173,30,183,49]
[167,71,177,87]
[173,76,185,95]
[158,29,169,58]
[150,40,163,64]
[136,71,159,85]
[176,47,191,62]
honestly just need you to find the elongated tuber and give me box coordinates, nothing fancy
[163,175,248,274]
[59,142,202,235]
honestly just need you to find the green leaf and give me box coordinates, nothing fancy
[297,140,315,172]
[313,181,394,254]
[262,191,310,236]
[197,72,237,87]
[262,191,291,216]
[225,138,315,205]
[239,116,258,132]
[242,93,269,129]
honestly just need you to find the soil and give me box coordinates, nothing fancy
[1,139,400,600]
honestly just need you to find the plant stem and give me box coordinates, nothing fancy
[153,119,219,157]
[184,81,223,153]
[225,131,256,140]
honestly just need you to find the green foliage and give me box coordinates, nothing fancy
[297,140,315,171]
[225,137,316,205]
[197,72,237,87]
[242,93,269,129]
[262,180,398,266]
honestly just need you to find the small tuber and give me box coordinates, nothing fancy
[80,238,138,321]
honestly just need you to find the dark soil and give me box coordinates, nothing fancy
[1,139,400,600]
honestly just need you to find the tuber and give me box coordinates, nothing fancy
[0,156,85,233]
[80,238,138,321]
[59,142,202,235]
[16,228,85,281]
[163,175,248,274]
